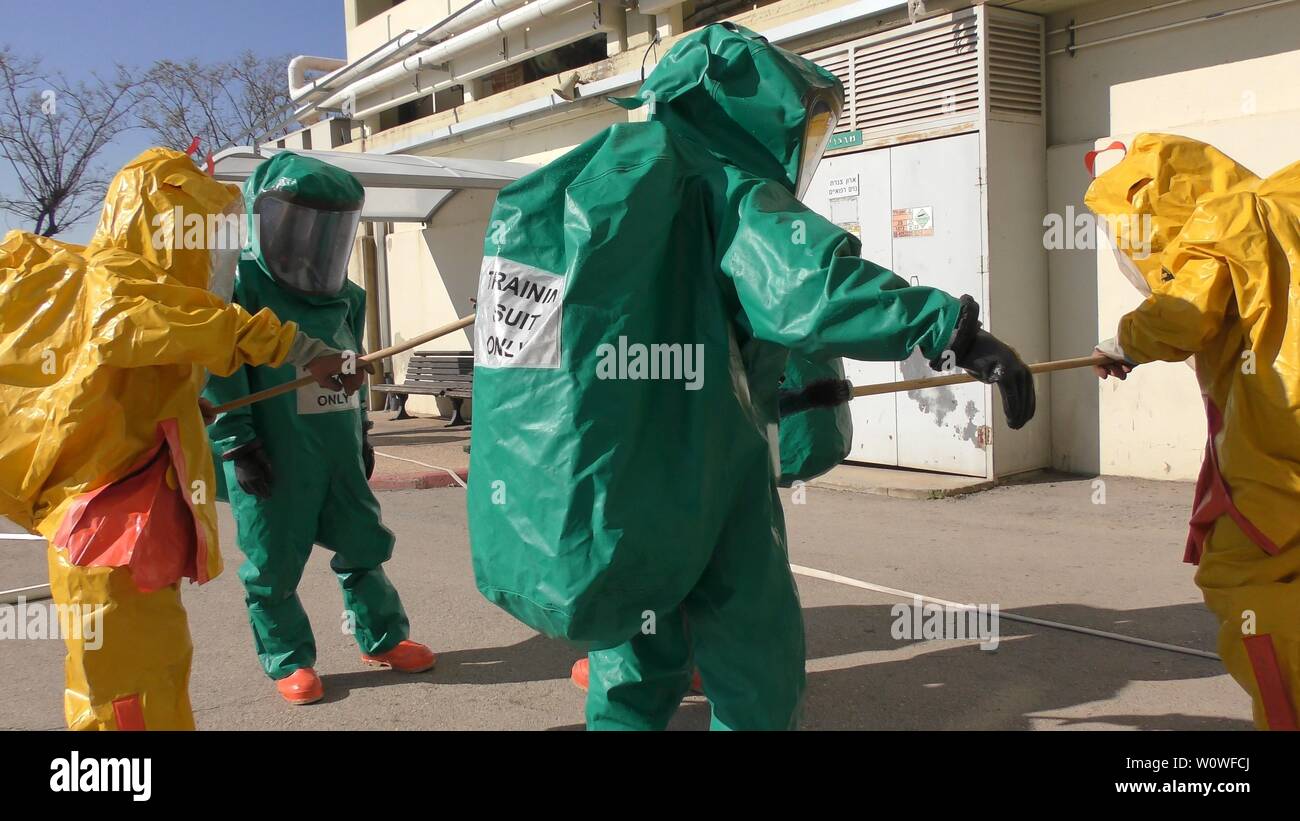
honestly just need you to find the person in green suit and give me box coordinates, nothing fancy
[204,152,435,706]
[468,23,1035,730]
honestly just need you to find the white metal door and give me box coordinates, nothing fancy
[888,133,988,476]
[802,150,899,466]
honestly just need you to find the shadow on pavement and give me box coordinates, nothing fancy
[798,600,1247,731]
[370,432,470,447]
[316,667,441,703]
[523,600,1245,730]
[432,633,577,686]
[992,469,1101,489]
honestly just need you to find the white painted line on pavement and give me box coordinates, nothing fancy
[374,450,468,488]
[789,563,1220,661]
[1,584,52,604]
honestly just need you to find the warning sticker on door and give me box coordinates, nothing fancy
[831,197,861,239]
[475,256,564,369]
[892,206,934,238]
[296,365,361,415]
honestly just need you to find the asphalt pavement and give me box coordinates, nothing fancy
[0,468,1251,730]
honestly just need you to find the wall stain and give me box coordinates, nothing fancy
[900,349,958,425]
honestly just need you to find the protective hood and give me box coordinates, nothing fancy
[611,22,844,195]
[1084,133,1258,291]
[1,147,302,589]
[243,151,364,299]
[87,147,244,292]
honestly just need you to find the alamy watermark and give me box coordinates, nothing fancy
[891,596,1000,651]
[595,336,704,391]
[0,596,104,649]
[150,205,253,252]
[1042,206,1153,259]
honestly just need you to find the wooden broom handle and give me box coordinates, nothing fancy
[217,328,1107,411]
[850,354,1109,398]
[212,314,475,414]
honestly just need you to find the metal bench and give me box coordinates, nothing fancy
[372,350,473,426]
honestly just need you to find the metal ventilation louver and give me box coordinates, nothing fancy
[807,6,1043,143]
[814,46,854,136]
[985,14,1043,121]
[851,15,981,134]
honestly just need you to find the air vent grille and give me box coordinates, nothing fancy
[806,7,1043,142]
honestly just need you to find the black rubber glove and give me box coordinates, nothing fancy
[223,440,274,499]
[930,295,1036,430]
[957,330,1036,429]
[778,378,852,417]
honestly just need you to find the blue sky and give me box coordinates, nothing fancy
[1,0,348,241]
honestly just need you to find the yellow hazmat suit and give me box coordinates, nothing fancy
[0,148,306,729]
[1087,133,1300,730]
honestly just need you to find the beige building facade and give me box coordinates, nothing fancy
[276,0,1300,480]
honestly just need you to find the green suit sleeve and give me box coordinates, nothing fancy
[202,278,260,454]
[719,179,962,362]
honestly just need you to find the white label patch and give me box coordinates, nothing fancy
[296,366,361,415]
[827,174,859,199]
[474,256,563,368]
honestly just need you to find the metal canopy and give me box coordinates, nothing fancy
[211,146,535,222]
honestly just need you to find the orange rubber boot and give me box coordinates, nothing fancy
[571,658,590,691]
[277,668,324,706]
[571,658,702,693]
[361,639,437,673]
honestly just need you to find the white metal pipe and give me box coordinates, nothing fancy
[288,55,348,99]
[288,0,519,106]
[290,31,424,107]
[377,0,909,155]
[287,0,502,108]
[1048,0,1299,55]
[319,0,593,112]
[311,0,537,110]
[427,0,542,41]
[1045,0,1200,36]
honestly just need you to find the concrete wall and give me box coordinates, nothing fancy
[1044,0,1300,479]
[986,119,1052,477]
[342,0,1300,463]
[422,102,628,164]
[382,187,498,416]
[346,0,479,59]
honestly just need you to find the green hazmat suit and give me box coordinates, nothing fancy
[779,355,852,486]
[467,23,967,729]
[203,152,409,680]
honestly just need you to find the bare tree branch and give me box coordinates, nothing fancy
[136,51,294,153]
[0,47,140,237]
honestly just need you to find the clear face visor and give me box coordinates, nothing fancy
[254,195,362,297]
[1097,214,1158,296]
[207,193,245,303]
[796,96,841,199]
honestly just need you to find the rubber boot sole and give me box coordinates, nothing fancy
[362,656,438,674]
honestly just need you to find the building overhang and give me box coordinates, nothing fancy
[211,146,535,222]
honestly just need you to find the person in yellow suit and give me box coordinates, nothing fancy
[1089,133,1300,730]
[0,148,357,730]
